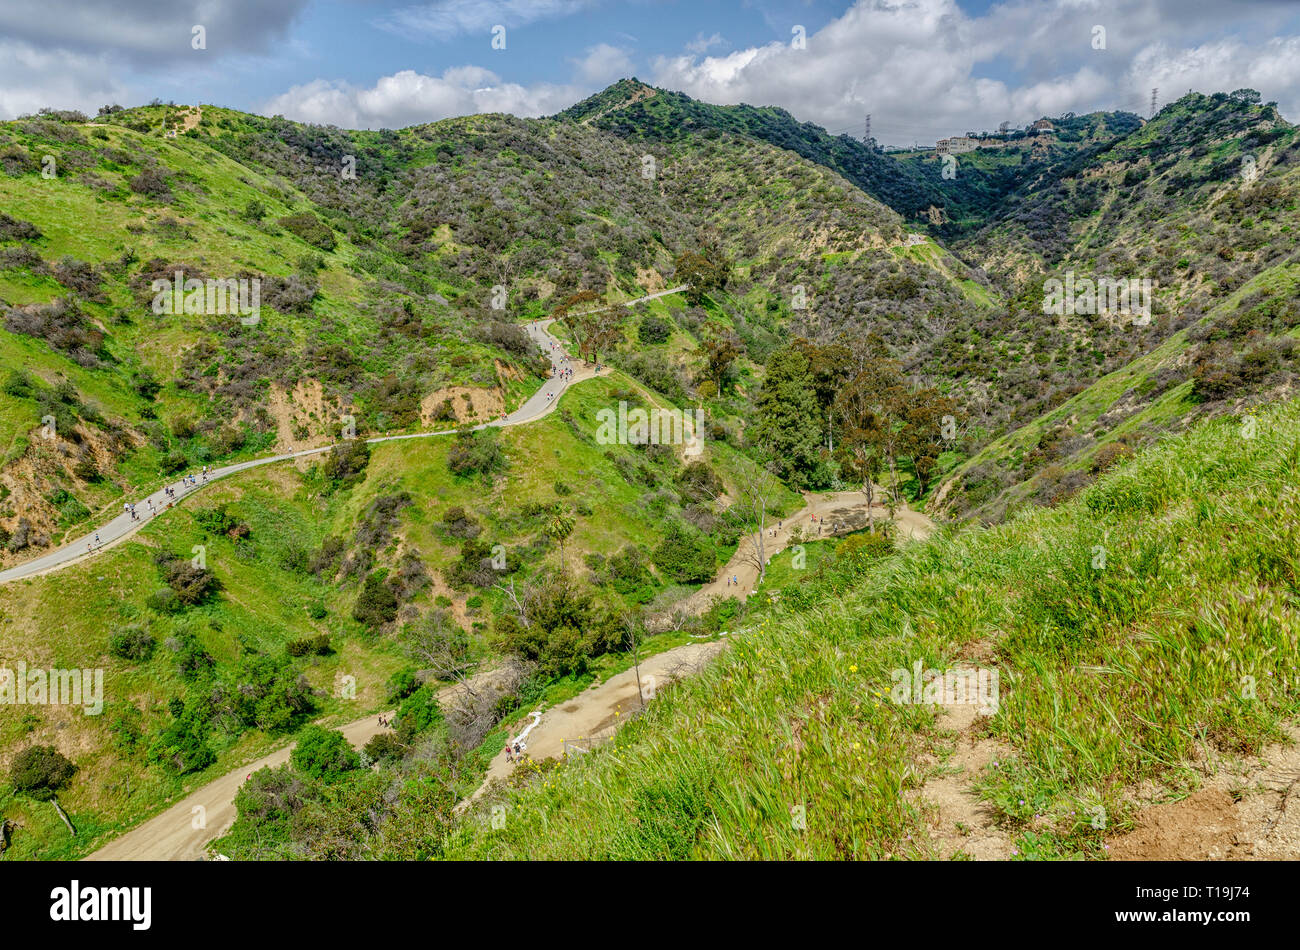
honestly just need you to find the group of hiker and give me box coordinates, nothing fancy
[85,465,217,560]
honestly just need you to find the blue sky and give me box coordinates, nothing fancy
[4,1,1300,143]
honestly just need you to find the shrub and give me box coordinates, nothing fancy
[10,745,77,801]
[166,629,215,680]
[290,726,359,782]
[277,212,336,251]
[638,313,673,344]
[446,428,507,479]
[652,522,716,583]
[364,731,407,763]
[394,685,443,741]
[155,552,220,606]
[2,370,34,398]
[1091,442,1134,474]
[109,625,156,662]
[148,698,214,774]
[322,439,370,489]
[440,505,481,539]
[676,461,722,502]
[353,572,399,628]
[385,669,420,704]
[286,633,331,657]
[128,166,173,200]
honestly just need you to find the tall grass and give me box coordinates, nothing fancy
[448,400,1300,859]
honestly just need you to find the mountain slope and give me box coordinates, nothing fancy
[449,398,1300,859]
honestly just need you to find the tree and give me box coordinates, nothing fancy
[624,612,647,711]
[792,338,853,452]
[545,512,576,571]
[290,726,360,783]
[353,571,399,627]
[899,387,958,496]
[701,332,739,393]
[834,361,906,531]
[753,347,823,485]
[11,745,78,835]
[728,468,784,585]
[10,745,76,802]
[674,249,730,305]
[402,608,473,682]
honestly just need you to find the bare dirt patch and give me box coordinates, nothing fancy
[909,685,1016,860]
[1108,722,1300,860]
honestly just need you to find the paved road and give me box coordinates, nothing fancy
[0,298,683,586]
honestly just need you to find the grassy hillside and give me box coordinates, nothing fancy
[449,398,1300,858]
[0,365,796,859]
[937,92,1300,520]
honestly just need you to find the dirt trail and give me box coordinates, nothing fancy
[85,673,501,861]
[675,489,934,618]
[909,691,1015,860]
[471,492,936,802]
[467,641,725,806]
[86,713,390,861]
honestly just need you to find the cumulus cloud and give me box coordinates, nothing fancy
[649,0,1300,144]
[571,43,635,84]
[262,67,586,128]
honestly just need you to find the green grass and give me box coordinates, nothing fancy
[448,398,1300,858]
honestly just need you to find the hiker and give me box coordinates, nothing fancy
[505,744,515,764]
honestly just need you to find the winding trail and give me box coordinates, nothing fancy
[1,289,681,586]
[68,283,938,859]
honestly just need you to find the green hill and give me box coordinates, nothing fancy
[448,398,1300,859]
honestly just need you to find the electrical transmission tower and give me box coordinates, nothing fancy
[1150,87,1158,117]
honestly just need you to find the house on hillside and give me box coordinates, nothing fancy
[936,136,978,154]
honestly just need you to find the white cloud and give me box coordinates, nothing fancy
[571,43,635,84]
[262,67,585,128]
[685,32,726,55]
[648,0,1300,144]
[0,40,129,119]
